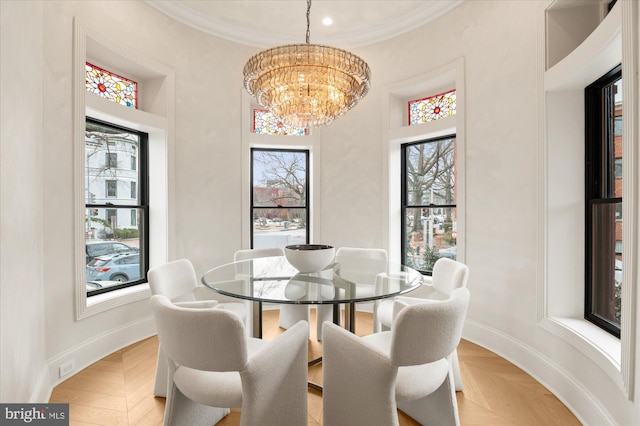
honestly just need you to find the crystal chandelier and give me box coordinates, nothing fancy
[243,0,371,129]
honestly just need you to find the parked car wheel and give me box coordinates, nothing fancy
[110,274,129,282]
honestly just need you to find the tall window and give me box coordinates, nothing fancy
[401,135,457,274]
[251,149,309,249]
[85,118,148,295]
[585,65,623,337]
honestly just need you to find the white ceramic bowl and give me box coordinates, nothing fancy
[284,244,335,273]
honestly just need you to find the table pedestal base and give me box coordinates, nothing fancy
[252,302,355,338]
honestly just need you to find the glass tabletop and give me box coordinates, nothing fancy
[201,255,423,305]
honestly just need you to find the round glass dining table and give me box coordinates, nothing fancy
[201,255,423,338]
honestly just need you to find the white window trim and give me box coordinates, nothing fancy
[540,1,638,399]
[73,18,175,319]
[383,57,466,265]
[240,91,321,250]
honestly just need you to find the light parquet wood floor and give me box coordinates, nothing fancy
[50,310,580,425]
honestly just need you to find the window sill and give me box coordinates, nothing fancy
[539,316,622,388]
[79,282,151,319]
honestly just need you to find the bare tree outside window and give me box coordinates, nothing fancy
[251,149,309,249]
[402,136,457,273]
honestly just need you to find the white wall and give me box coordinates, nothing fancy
[0,0,48,402]
[37,0,257,387]
[2,1,639,424]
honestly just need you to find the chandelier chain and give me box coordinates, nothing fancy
[306,0,311,44]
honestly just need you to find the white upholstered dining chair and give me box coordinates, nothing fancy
[322,287,470,426]
[150,295,308,426]
[233,247,313,334]
[148,258,247,397]
[323,247,388,339]
[375,257,469,390]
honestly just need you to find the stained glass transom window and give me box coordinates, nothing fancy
[85,63,138,109]
[253,110,307,136]
[408,89,456,125]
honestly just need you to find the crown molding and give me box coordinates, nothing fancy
[144,0,463,49]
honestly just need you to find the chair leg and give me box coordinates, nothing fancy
[451,349,464,391]
[154,348,168,397]
[373,321,382,333]
[373,300,381,333]
[164,383,230,426]
[244,301,254,337]
[397,369,459,426]
[315,304,335,341]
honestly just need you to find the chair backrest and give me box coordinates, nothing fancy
[322,321,399,426]
[390,287,470,367]
[335,247,388,284]
[234,247,284,261]
[432,257,469,296]
[335,247,387,262]
[148,259,198,302]
[150,295,249,372]
[238,320,309,426]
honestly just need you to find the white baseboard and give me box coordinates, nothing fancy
[463,318,614,426]
[29,365,52,403]
[41,315,157,402]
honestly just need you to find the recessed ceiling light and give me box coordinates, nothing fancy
[322,17,333,26]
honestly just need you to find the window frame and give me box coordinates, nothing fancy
[85,117,150,297]
[401,134,457,275]
[584,64,622,337]
[250,147,310,248]
[241,89,321,253]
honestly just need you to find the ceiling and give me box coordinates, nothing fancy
[144,0,464,49]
